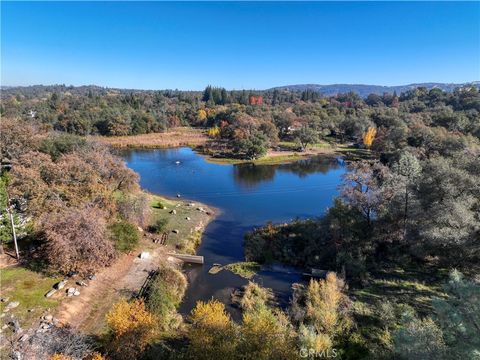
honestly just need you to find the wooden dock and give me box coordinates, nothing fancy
[167,253,204,264]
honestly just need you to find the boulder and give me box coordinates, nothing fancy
[172,229,179,234]
[139,252,150,259]
[10,319,21,333]
[187,202,195,207]
[170,209,177,215]
[176,194,181,198]
[185,217,191,221]
[0,297,9,303]
[66,288,77,297]
[43,314,53,322]
[45,289,57,298]
[4,301,20,312]
[76,280,87,287]
[73,290,81,296]
[55,280,68,290]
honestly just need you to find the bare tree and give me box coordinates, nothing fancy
[40,206,116,275]
[9,325,95,360]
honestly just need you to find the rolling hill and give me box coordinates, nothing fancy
[270,82,480,97]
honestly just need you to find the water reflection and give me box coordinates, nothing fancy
[233,156,342,188]
[233,164,276,188]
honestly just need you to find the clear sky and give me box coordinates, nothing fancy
[1,1,479,90]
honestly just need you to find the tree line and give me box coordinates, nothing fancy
[2,85,479,160]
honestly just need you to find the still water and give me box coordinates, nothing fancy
[121,148,345,317]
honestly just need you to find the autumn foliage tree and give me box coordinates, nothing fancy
[291,272,352,355]
[187,300,238,360]
[186,298,298,360]
[362,126,377,148]
[106,299,156,360]
[10,145,138,218]
[197,108,207,123]
[305,273,352,336]
[207,126,220,138]
[240,305,298,360]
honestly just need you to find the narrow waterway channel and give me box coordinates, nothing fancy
[121,147,346,318]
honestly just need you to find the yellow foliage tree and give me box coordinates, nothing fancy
[298,324,332,354]
[105,299,156,360]
[306,272,351,337]
[241,306,297,360]
[188,300,238,360]
[207,126,220,138]
[50,355,72,360]
[197,109,207,122]
[85,353,106,360]
[362,127,377,148]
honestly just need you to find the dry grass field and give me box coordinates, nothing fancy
[95,127,208,148]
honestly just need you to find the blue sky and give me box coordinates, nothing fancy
[1,1,479,90]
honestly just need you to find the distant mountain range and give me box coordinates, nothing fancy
[2,82,479,98]
[270,82,480,97]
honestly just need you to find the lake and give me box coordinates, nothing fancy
[121,147,346,318]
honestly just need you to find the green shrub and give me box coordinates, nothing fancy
[39,133,87,160]
[152,201,166,209]
[109,221,140,252]
[147,265,187,330]
[0,174,12,244]
[149,218,168,234]
[239,282,275,311]
[225,262,261,279]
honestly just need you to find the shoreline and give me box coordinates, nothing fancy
[145,191,221,312]
[108,139,363,167]
[98,129,372,165]
[146,191,220,254]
